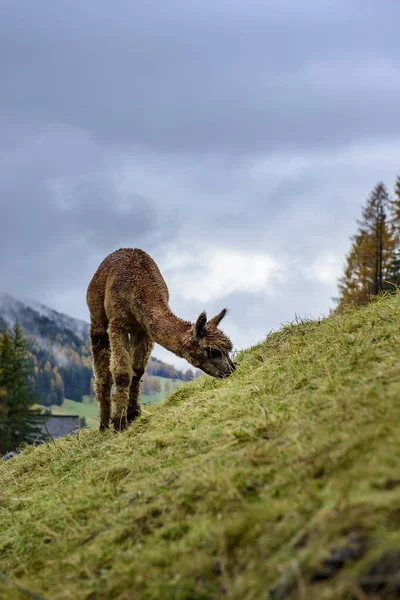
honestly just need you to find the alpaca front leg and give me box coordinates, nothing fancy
[127,375,142,423]
[108,323,132,432]
[89,325,112,431]
[127,333,154,424]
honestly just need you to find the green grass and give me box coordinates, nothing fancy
[1,294,400,599]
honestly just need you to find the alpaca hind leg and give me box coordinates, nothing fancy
[109,322,132,432]
[127,332,154,424]
[89,324,112,430]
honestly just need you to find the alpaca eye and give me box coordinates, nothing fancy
[206,348,222,359]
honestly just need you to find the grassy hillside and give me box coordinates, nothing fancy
[1,294,400,599]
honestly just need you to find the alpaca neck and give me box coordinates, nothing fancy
[146,308,191,358]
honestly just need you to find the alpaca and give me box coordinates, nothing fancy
[86,248,235,431]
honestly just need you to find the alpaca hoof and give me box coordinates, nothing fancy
[127,406,141,424]
[99,422,109,431]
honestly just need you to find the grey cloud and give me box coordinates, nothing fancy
[1,1,399,155]
[128,141,399,264]
[0,125,174,302]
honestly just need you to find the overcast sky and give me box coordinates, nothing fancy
[1,0,400,369]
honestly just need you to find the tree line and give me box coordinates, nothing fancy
[336,176,400,309]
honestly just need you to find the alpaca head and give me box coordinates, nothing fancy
[184,308,235,378]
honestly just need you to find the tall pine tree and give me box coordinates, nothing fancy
[0,323,42,454]
[337,183,396,310]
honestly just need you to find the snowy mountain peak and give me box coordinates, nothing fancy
[0,293,89,339]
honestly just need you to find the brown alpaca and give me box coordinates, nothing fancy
[86,248,235,431]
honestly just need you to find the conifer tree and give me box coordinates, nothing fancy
[390,175,400,224]
[337,230,371,307]
[337,183,396,310]
[0,323,42,454]
[385,175,400,289]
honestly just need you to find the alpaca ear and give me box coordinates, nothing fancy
[208,308,228,328]
[194,311,207,338]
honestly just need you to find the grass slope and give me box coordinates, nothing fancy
[1,295,400,599]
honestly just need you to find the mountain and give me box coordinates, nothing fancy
[0,293,89,338]
[0,294,198,407]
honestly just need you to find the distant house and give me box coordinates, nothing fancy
[37,414,81,442]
